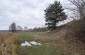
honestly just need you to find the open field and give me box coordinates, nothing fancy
[14,32,75,55]
[16,32,62,55]
[0,30,85,55]
[16,31,85,55]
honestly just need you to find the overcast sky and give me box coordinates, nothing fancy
[0,0,70,30]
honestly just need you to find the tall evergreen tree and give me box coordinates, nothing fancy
[45,1,67,30]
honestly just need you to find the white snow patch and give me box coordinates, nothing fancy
[21,41,32,46]
[37,43,42,45]
[30,41,42,45]
[21,43,26,46]
[30,41,38,45]
[21,41,42,47]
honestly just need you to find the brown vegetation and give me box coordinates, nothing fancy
[0,33,20,55]
[34,18,85,55]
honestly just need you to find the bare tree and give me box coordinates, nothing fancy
[9,22,17,32]
[17,26,23,31]
[68,0,85,19]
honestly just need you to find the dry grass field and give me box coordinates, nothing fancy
[0,33,20,55]
[16,31,85,55]
[0,19,85,55]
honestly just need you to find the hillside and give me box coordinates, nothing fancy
[51,18,85,55]
[35,18,85,55]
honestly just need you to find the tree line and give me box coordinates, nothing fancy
[9,22,28,32]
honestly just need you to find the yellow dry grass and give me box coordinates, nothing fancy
[0,32,20,55]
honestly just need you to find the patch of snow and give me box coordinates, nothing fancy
[21,41,42,47]
[30,41,38,45]
[21,41,32,46]
[21,43,26,46]
[25,41,32,46]
[30,41,42,45]
[37,43,42,45]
